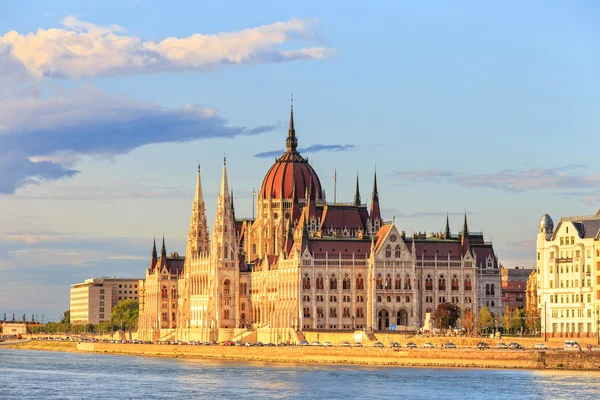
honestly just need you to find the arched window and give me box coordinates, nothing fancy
[356,274,364,290]
[376,274,383,290]
[343,275,351,290]
[425,275,433,291]
[395,274,402,290]
[241,313,246,323]
[317,275,324,290]
[161,286,168,299]
[404,274,412,290]
[241,303,245,311]
[394,245,401,258]
[330,274,337,290]
[356,307,364,318]
[451,275,459,291]
[485,284,490,296]
[464,276,472,291]
[252,244,257,254]
[224,310,230,319]
[385,245,392,258]
[224,279,231,294]
[303,274,311,290]
[385,274,392,290]
[224,243,228,259]
[490,284,495,296]
[438,275,446,290]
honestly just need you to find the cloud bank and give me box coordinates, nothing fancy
[0,16,336,80]
[394,165,600,194]
[254,144,355,158]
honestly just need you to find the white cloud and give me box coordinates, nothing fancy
[0,16,335,80]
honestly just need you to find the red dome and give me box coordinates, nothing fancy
[260,151,323,200]
[260,106,323,200]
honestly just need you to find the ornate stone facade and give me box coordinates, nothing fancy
[138,107,501,343]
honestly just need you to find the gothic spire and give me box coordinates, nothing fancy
[194,163,203,204]
[369,168,381,222]
[161,236,167,257]
[220,156,229,198]
[444,213,451,239]
[286,96,298,153]
[186,164,209,257]
[354,172,361,206]
[462,211,469,236]
[152,237,157,259]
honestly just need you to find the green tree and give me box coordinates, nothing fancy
[462,309,474,333]
[502,307,512,334]
[432,303,461,332]
[511,308,524,333]
[478,306,494,334]
[111,299,139,331]
[60,310,71,324]
[525,307,540,334]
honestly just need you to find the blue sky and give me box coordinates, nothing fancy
[1,0,599,320]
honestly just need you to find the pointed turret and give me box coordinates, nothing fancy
[369,169,381,233]
[161,236,167,257]
[354,173,361,206]
[220,156,229,198]
[461,212,470,254]
[444,213,451,239]
[286,99,298,153]
[150,237,158,270]
[186,164,210,258]
[213,157,236,262]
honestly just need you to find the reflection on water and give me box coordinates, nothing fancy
[1,349,599,399]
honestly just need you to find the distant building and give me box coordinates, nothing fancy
[0,323,27,336]
[536,211,600,338]
[70,277,143,325]
[501,266,533,312]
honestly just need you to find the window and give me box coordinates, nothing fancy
[329,307,337,318]
[385,274,392,290]
[485,284,490,296]
[224,310,230,319]
[490,284,495,296]
[343,275,351,290]
[438,276,446,291]
[356,307,364,318]
[537,252,540,260]
[385,245,391,258]
[406,296,410,303]
[425,275,433,291]
[330,275,337,290]
[303,274,311,290]
[316,275,324,290]
[303,307,310,318]
[224,279,231,294]
[451,275,459,291]
[376,274,383,290]
[464,276,472,291]
[560,238,564,246]
[404,274,412,290]
[356,274,364,290]
[394,245,401,258]
[395,275,402,290]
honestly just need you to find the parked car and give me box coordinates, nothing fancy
[265,343,276,347]
[245,342,254,347]
[423,342,435,349]
[477,342,490,350]
[373,342,385,348]
[340,341,351,347]
[323,341,332,347]
[533,343,549,350]
[222,340,235,346]
[300,340,310,347]
[564,340,580,350]
[353,342,363,347]
[390,342,401,348]
[442,342,456,349]
[277,342,287,347]
[406,342,417,349]
[496,342,508,349]
[311,341,322,347]
[508,342,522,350]
[256,342,264,347]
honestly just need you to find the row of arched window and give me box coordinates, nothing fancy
[303,274,365,291]
[424,275,472,291]
[384,244,403,258]
[304,307,366,319]
[375,274,413,290]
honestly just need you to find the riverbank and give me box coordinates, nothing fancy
[3,340,600,370]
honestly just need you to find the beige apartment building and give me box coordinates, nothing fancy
[70,277,142,324]
[537,211,600,338]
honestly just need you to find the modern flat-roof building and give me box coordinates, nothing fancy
[537,211,600,338]
[70,277,143,324]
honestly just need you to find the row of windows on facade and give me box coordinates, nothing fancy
[551,322,593,333]
[548,279,593,289]
[544,264,594,274]
[117,283,137,288]
[551,309,591,318]
[538,248,600,261]
[423,296,473,304]
[544,293,593,304]
[303,307,373,319]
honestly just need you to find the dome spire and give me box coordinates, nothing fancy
[286,94,298,153]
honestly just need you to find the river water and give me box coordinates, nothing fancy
[1,349,599,399]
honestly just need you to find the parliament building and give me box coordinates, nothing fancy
[138,107,501,343]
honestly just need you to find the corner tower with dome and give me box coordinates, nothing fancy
[138,105,501,344]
